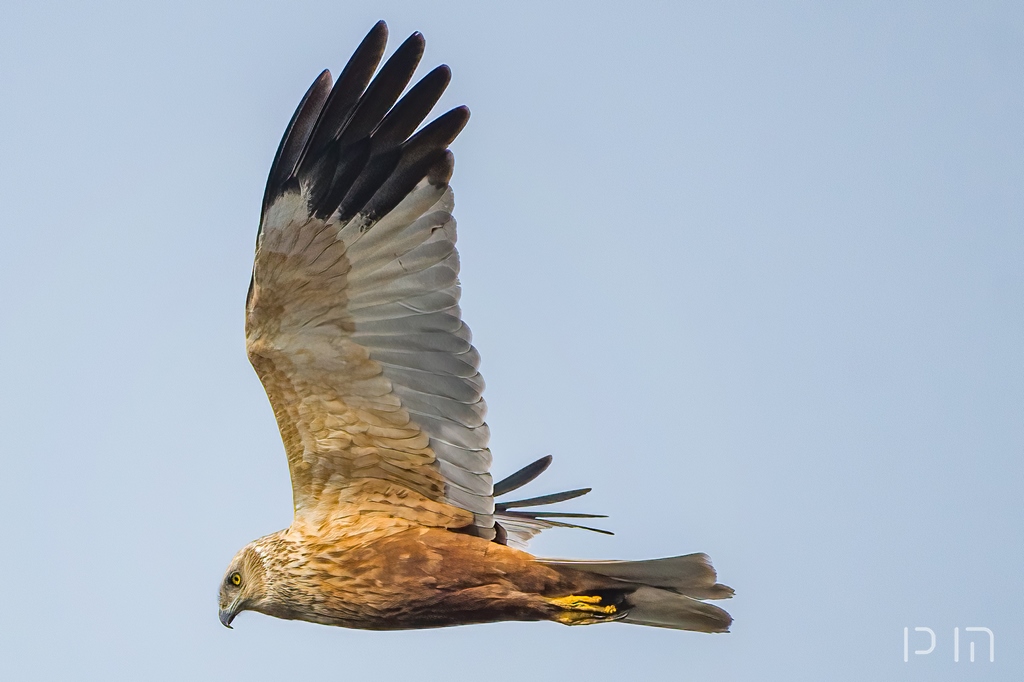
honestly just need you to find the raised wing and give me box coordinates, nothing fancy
[247,22,494,535]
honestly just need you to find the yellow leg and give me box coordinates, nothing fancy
[548,594,619,626]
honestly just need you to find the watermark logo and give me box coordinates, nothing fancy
[903,627,994,663]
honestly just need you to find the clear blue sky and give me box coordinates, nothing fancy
[1,1,1021,680]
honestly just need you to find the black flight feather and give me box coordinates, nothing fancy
[262,21,469,227]
[493,456,553,497]
[491,457,610,541]
[530,519,614,536]
[496,488,592,510]
[261,70,332,218]
[336,31,425,149]
[371,65,452,147]
[296,21,388,178]
[359,106,469,220]
[336,65,453,221]
[308,138,373,220]
[500,511,607,519]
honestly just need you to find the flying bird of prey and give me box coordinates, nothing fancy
[219,20,733,633]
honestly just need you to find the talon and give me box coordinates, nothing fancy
[554,611,604,625]
[553,595,601,606]
[548,594,619,625]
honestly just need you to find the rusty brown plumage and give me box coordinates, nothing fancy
[219,20,733,634]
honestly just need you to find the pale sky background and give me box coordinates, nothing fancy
[1,1,1021,680]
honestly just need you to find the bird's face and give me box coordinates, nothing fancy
[218,544,269,628]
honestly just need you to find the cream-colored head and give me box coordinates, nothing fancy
[218,542,272,628]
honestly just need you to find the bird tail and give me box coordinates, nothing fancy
[539,553,734,632]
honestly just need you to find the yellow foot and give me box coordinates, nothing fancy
[548,594,619,626]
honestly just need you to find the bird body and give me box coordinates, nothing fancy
[232,522,599,630]
[218,20,733,634]
[225,497,730,631]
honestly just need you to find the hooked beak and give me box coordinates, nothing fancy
[219,604,237,628]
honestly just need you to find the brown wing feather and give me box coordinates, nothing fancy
[247,192,448,511]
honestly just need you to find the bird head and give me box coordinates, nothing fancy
[218,542,271,628]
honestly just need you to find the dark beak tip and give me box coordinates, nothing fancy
[218,610,235,629]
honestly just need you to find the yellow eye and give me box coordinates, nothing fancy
[230,572,241,586]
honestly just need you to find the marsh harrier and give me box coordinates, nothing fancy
[218,21,733,633]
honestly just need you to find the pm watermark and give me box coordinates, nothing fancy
[903,626,994,663]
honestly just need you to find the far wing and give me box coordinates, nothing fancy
[246,22,493,535]
[491,456,611,547]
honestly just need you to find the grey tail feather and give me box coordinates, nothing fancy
[540,553,734,600]
[621,587,733,633]
[539,553,734,632]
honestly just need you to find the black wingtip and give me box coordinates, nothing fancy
[493,455,554,497]
[491,457,610,541]
[353,21,389,70]
[369,64,453,147]
[399,31,426,57]
[261,69,334,217]
[428,151,455,187]
[263,21,472,228]
[501,511,608,519]
[450,104,471,126]
[496,488,592,510]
